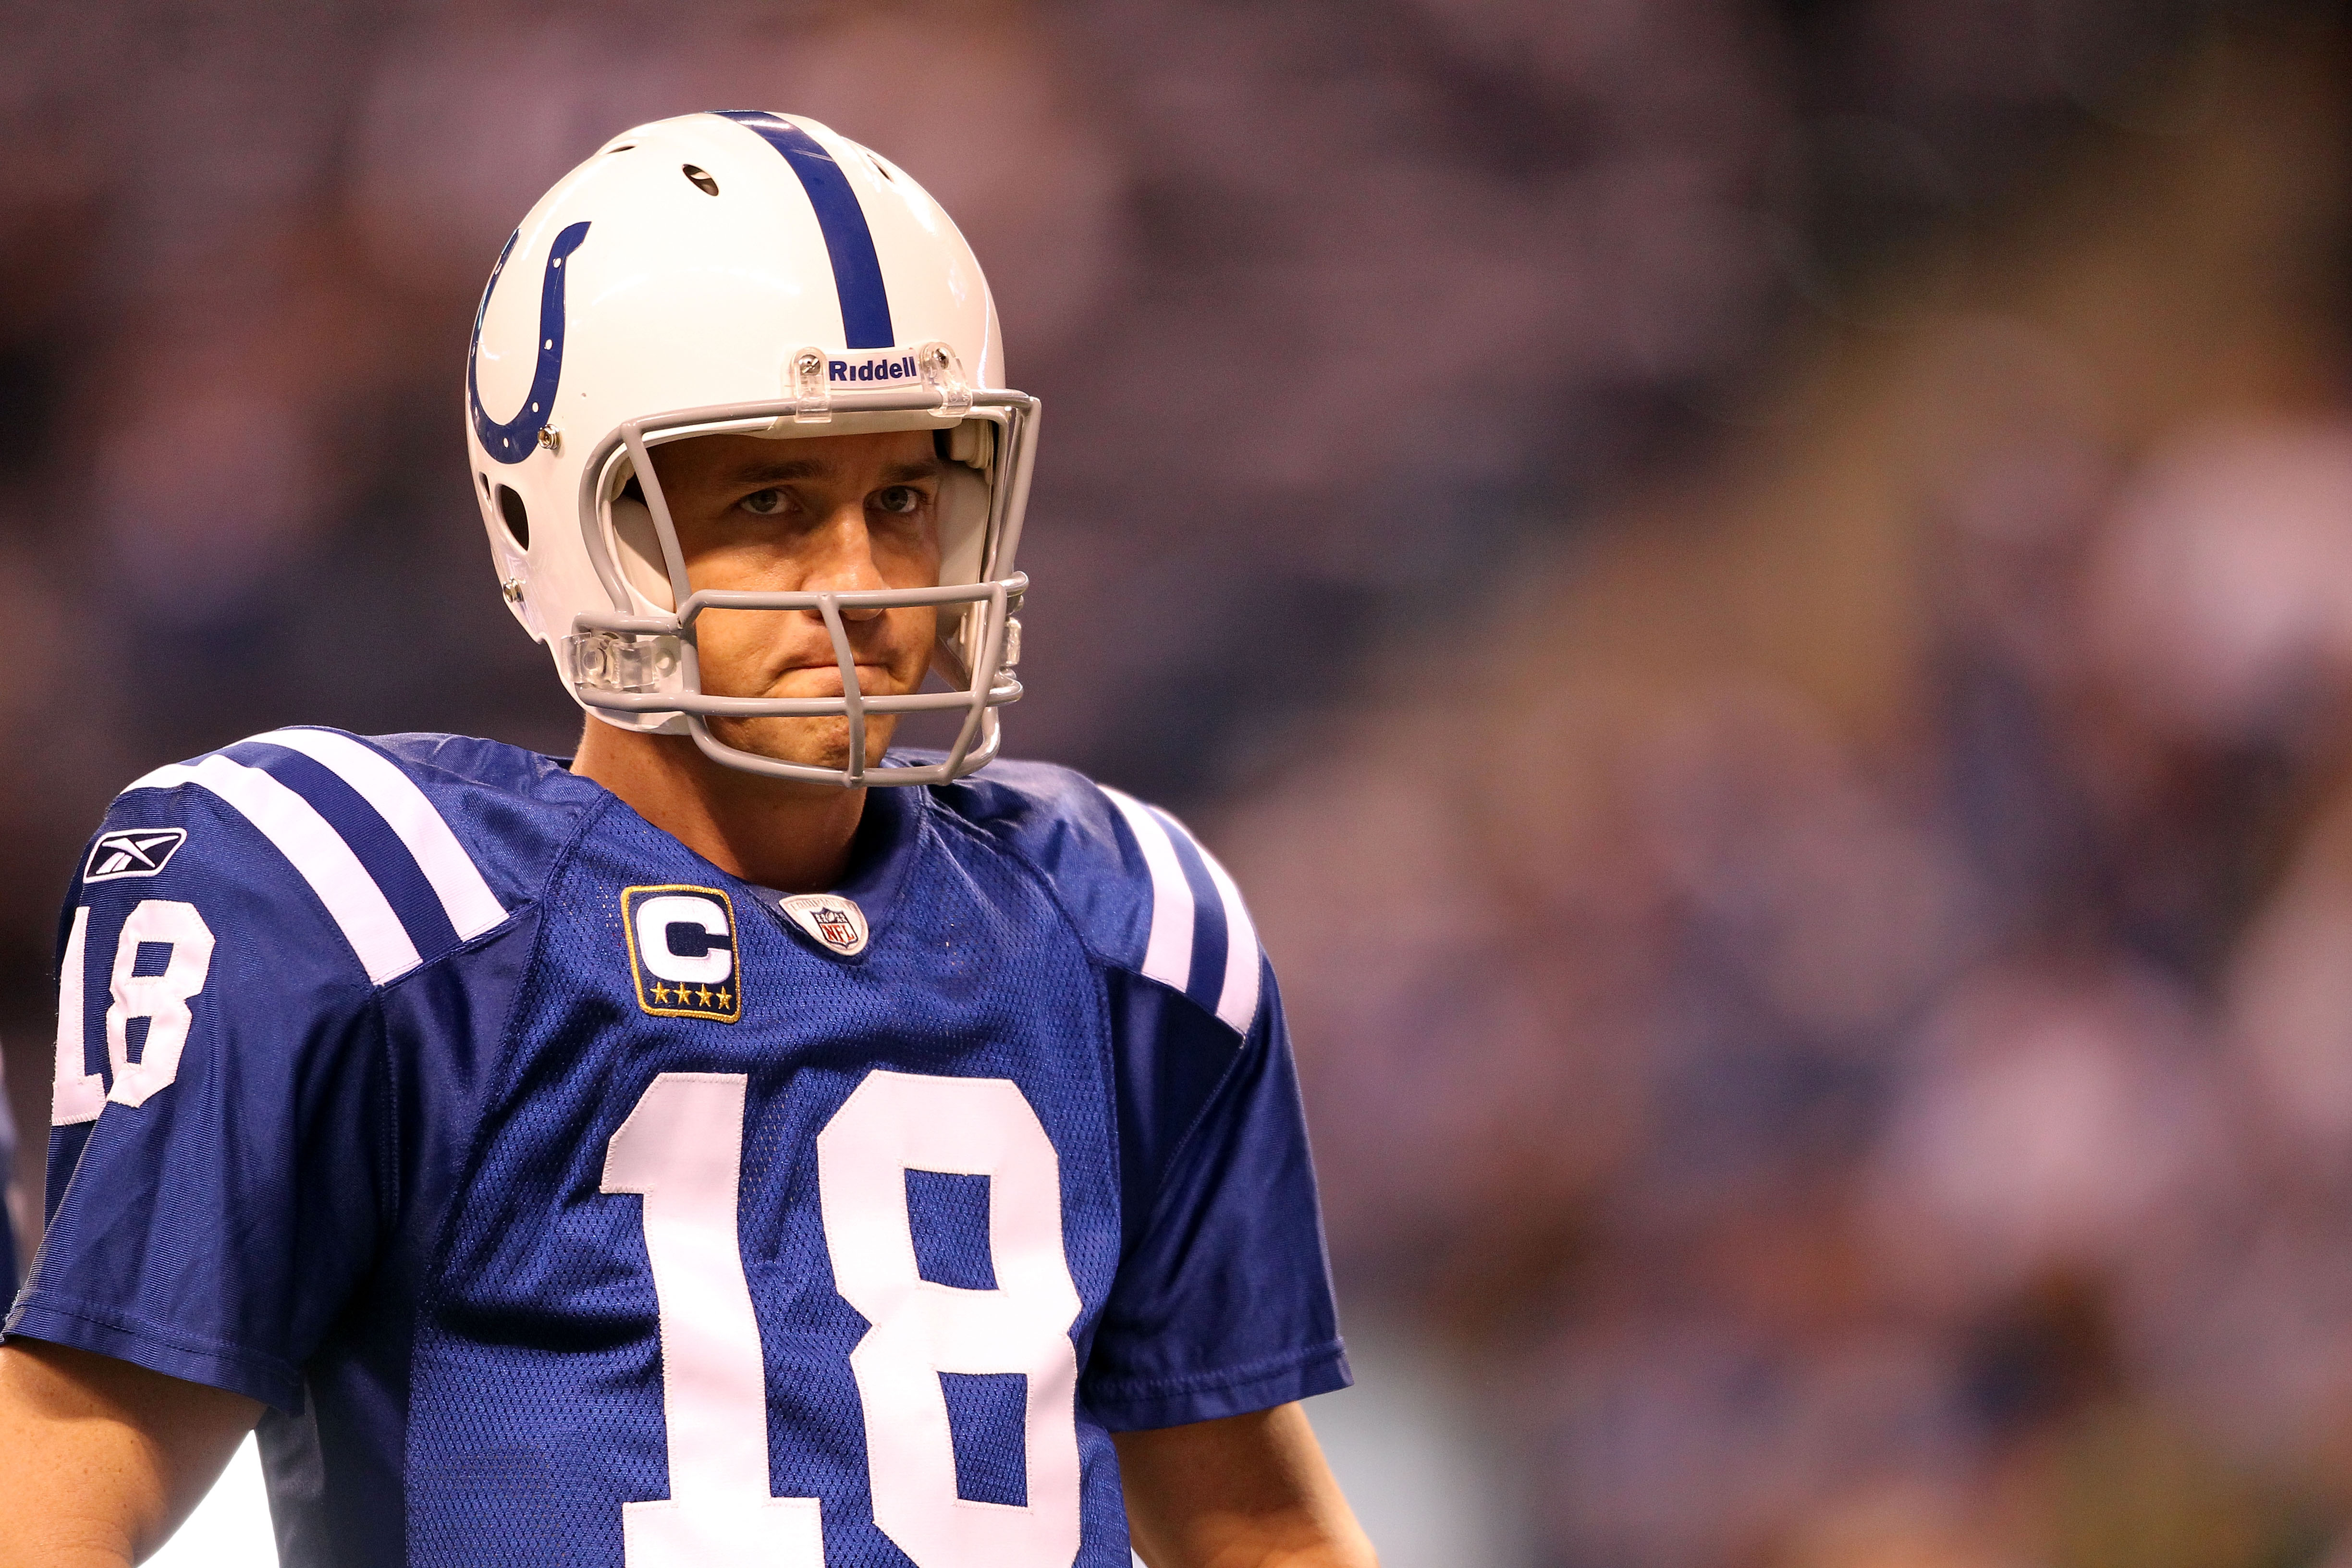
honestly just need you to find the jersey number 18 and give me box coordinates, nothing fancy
[603,1070,1084,1568]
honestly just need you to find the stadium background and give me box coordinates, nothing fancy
[6,1,2352,1563]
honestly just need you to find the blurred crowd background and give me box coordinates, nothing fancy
[7,1,2352,1565]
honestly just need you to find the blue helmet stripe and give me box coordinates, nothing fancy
[468,220,591,466]
[716,110,895,349]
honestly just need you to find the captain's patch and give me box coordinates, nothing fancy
[621,885,742,1021]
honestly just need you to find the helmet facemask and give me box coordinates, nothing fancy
[564,383,1036,788]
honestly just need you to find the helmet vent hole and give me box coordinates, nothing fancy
[495,484,531,551]
[682,164,719,196]
[606,144,636,154]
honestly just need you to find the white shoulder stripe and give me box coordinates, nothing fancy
[251,728,505,940]
[1100,785,1194,992]
[1194,840,1264,1032]
[125,755,424,984]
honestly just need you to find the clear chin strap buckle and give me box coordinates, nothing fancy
[567,629,683,694]
[919,342,972,417]
[788,348,832,424]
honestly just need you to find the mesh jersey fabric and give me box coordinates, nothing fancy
[6,730,1348,1568]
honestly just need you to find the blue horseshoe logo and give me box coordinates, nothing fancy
[468,220,591,464]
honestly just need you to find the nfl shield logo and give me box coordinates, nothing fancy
[778,893,870,958]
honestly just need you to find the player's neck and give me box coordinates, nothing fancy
[572,720,866,894]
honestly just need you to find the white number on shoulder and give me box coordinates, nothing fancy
[53,900,216,1124]
[604,1069,1083,1568]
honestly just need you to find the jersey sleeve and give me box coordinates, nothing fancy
[1078,791,1350,1430]
[4,774,396,1411]
[1083,969,1350,1430]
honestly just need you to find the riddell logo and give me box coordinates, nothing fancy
[828,352,922,386]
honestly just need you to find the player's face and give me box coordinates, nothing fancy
[648,429,943,776]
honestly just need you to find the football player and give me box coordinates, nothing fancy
[0,112,1372,1568]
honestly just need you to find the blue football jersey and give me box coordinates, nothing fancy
[7,728,1347,1568]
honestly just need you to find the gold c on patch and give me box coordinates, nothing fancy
[621,885,743,1022]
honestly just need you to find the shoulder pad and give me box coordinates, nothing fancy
[104,727,590,987]
[934,760,1263,1033]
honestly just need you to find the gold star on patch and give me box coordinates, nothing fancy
[697,987,713,1007]
[715,989,732,1010]
[651,983,672,1004]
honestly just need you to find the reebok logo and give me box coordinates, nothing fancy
[85,828,188,882]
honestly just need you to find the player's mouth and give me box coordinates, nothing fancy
[774,661,900,698]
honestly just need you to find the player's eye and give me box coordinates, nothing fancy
[737,488,788,516]
[871,486,925,516]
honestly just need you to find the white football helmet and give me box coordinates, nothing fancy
[464,110,1035,786]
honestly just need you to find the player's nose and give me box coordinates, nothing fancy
[801,506,891,620]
